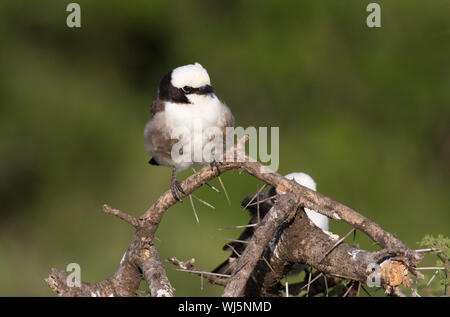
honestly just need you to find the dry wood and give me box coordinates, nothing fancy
[45,136,423,297]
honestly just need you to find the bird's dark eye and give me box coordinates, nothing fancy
[182,86,193,94]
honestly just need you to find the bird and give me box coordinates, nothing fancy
[144,63,235,202]
[284,172,329,231]
[212,172,329,276]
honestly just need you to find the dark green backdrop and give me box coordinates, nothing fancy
[0,0,448,296]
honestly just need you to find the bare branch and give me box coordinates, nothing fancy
[222,193,299,297]
[136,244,174,297]
[103,204,139,228]
[45,136,423,297]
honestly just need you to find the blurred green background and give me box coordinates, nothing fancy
[0,0,449,296]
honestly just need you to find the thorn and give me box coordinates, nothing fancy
[300,272,323,292]
[360,284,372,297]
[306,270,312,297]
[218,237,249,245]
[285,277,289,297]
[342,281,354,297]
[257,192,261,225]
[320,228,356,263]
[189,195,200,224]
[415,248,441,253]
[323,274,329,297]
[217,223,257,231]
[218,175,231,205]
[191,194,215,209]
[175,268,231,278]
[247,195,277,206]
[225,244,241,257]
[262,256,275,273]
[200,273,204,291]
[191,167,220,192]
[205,182,220,193]
[416,267,445,270]
[426,270,440,287]
[243,183,268,210]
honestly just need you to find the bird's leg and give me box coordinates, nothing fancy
[171,167,186,202]
[210,161,222,174]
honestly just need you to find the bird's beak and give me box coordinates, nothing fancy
[197,85,215,95]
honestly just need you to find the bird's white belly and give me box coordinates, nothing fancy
[164,98,226,170]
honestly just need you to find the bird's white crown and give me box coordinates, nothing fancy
[171,62,211,89]
[284,172,317,191]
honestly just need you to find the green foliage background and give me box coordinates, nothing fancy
[0,0,448,296]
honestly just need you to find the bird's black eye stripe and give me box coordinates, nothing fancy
[182,86,194,94]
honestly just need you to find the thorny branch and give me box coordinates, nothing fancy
[45,136,423,297]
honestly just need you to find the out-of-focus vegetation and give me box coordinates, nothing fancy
[0,0,448,296]
[416,235,449,297]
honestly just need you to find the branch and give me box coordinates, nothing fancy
[103,204,139,228]
[136,244,174,297]
[227,207,415,296]
[45,136,422,296]
[222,193,299,297]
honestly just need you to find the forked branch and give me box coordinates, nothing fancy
[45,136,422,296]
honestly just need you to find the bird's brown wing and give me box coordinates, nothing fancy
[150,98,166,116]
[144,111,180,167]
[147,132,180,167]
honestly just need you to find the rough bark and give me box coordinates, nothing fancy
[45,137,422,297]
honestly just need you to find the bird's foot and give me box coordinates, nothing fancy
[210,161,221,174]
[171,170,186,202]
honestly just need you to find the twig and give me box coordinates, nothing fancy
[103,204,139,228]
[138,244,174,297]
[167,257,228,286]
[222,194,299,297]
